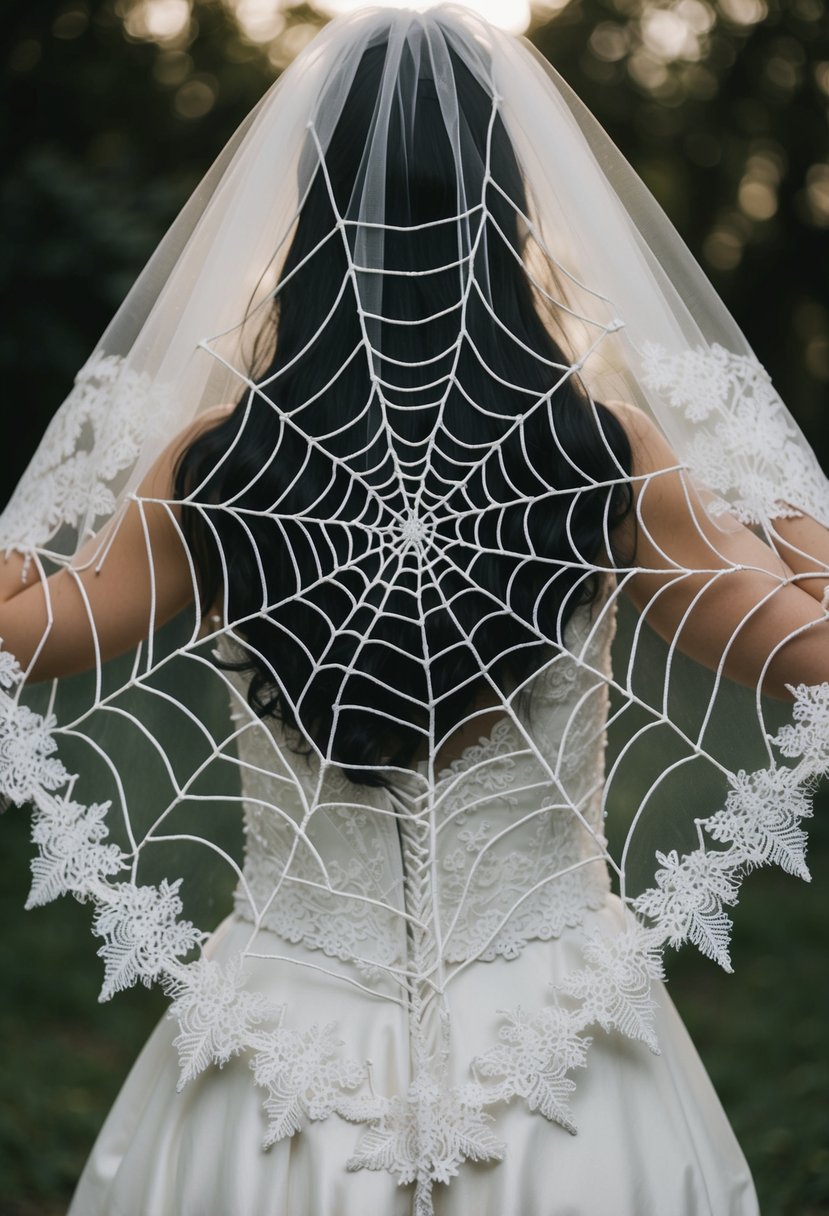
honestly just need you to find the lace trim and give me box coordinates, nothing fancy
[641,341,829,527]
[434,717,611,963]
[230,604,616,972]
[232,692,612,968]
[1,634,823,1214]
[0,353,168,552]
[231,721,405,972]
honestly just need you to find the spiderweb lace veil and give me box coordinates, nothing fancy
[2,6,828,1210]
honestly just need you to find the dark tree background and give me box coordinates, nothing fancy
[2,0,827,482]
[1,2,827,1213]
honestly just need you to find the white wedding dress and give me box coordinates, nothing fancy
[67,595,760,1216]
[3,13,823,1215]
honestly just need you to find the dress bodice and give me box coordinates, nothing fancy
[227,595,615,977]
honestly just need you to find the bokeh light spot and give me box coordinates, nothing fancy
[232,0,286,43]
[120,0,192,43]
[738,179,777,220]
[174,76,218,119]
[718,0,767,23]
[8,40,42,73]
[53,6,91,40]
[590,22,629,62]
[641,8,702,61]
[703,218,746,269]
[802,163,829,227]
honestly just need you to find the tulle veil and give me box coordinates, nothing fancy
[1,7,828,1210]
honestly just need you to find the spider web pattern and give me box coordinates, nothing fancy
[4,75,828,1216]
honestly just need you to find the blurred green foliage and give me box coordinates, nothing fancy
[1,1,828,1213]
[2,0,827,489]
[533,0,829,448]
[0,777,827,1214]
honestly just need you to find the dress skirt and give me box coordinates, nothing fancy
[68,896,760,1216]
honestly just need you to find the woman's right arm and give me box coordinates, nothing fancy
[0,456,194,681]
[0,404,233,682]
[610,401,829,699]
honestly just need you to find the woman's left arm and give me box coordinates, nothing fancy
[768,513,829,602]
[607,400,829,699]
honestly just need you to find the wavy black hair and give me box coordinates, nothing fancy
[175,37,633,783]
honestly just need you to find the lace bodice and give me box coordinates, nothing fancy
[228,596,614,975]
[5,9,828,1208]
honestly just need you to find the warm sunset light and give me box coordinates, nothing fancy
[308,0,533,34]
[229,0,534,37]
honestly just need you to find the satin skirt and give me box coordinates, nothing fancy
[68,897,759,1216]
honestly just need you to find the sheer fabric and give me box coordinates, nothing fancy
[1,7,827,1214]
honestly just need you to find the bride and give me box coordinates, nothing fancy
[1,7,827,1214]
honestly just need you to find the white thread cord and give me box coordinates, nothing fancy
[1,8,828,1212]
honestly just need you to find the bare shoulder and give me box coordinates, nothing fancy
[601,398,679,477]
[602,398,661,442]
[173,402,237,453]
[140,402,236,500]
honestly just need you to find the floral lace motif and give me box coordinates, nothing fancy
[641,341,829,526]
[27,793,123,908]
[0,693,68,805]
[0,353,168,552]
[0,648,22,690]
[250,1021,365,1146]
[230,603,614,971]
[343,1074,503,1216]
[633,848,740,970]
[473,1005,590,1132]
[558,924,666,1051]
[702,767,811,879]
[92,880,204,1001]
[166,957,277,1091]
[774,682,829,772]
[2,638,824,1216]
[629,708,817,978]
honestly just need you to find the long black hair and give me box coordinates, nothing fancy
[175,37,633,783]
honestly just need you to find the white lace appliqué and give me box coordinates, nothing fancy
[1,632,825,1215]
[27,793,124,908]
[166,957,277,1090]
[703,766,811,880]
[344,1074,503,1216]
[558,924,666,1051]
[0,353,167,552]
[633,848,740,970]
[631,713,818,977]
[0,694,68,805]
[251,1022,365,1146]
[473,1005,590,1133]
[92,880,204,1001]
[641,341,829,527]
[0,646,22,690]
[774,682,829,772]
